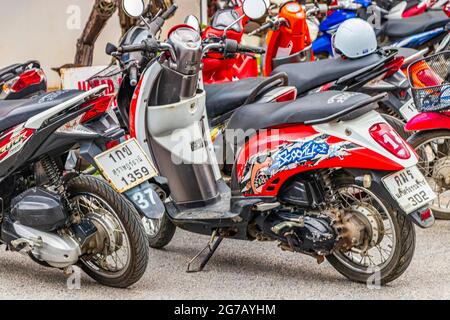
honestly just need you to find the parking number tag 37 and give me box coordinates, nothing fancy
[125,183,166,219]
[95,139,157,193]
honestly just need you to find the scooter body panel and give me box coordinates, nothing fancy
[391,27,445,48]
[406,111,450,131]
[235,111,417,197]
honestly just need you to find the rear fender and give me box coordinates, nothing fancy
[405,112,450,131]
[234,111,417,197]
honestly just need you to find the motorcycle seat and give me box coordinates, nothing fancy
[205,77,282,120]
[0,90,83,133]
[227,91,379,135]
[271,53,384,95]
[382,11,450,39]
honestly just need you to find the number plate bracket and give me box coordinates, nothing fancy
[125,181,166,219]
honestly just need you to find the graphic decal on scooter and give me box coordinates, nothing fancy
[240,134,360,194]
[0,125,34,162]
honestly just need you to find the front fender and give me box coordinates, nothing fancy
[312,34,333,56]
[405,112,450,131]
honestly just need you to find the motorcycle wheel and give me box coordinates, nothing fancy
[67,175,149,288]
[326,177,416,285]
[408,130,450,220]
[143,213,177,249]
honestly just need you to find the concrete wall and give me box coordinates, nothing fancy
[0,0,201,88]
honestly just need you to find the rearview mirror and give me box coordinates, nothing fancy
[242,0,268,20]
[122,0,145,18]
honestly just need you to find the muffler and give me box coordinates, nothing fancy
[12,223,81,268]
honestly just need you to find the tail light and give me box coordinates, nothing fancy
[382,57,405,80]
[273,88,297,102]
[80,94,115,123]
[369,123,411,160]
[2,69,45,94]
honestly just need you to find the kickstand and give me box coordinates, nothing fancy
[187,231,224,273]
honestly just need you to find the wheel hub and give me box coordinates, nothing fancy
[334,204,385,252]
[84,212,123,256]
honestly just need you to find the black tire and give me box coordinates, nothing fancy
[146,213,177,249]
[326,177,416,285]
[408,129,450,220]
[66,175,149,288]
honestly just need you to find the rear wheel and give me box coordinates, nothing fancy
[67,175,149,288]
[408,130,450,219]
[327,178,415,285]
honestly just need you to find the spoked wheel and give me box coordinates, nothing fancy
[409,130,450,219]
[67,176,149,288]
[327,181,415,285]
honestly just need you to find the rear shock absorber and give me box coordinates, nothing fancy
[319,169,337,203]
[40,155,73,211]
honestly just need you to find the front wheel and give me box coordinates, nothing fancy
[408,130,450,220]
[327,179,416,285]
[67,176,149,288]
[143,213,177,249]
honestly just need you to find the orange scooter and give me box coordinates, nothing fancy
[250,1,316,76]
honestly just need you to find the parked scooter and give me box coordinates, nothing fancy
[116,0,436,285]
[0,84,150,287]
[274,18,418,124]
[406,51,450,220]
[0,61,46,100]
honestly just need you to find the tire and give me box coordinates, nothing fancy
[66,175,149,288]
[408,129,450,220]
[326,177,416,285]
[145,213,177,249]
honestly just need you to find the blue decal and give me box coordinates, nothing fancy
[272,141,329,170]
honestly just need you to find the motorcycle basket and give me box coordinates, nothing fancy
[408,51,450,113]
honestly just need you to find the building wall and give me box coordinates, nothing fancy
[0,0,200,88]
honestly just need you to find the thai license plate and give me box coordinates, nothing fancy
[399,98,419,121]
[383,166,436,214]
[95,139,157,193]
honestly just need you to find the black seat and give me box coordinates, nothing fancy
[205,77,274,119]
[0,90,83,133]
[227,91,377,134]
[271,53,384,95]
[383,11,450,39]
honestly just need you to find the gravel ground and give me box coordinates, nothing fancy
[1,220,450,300]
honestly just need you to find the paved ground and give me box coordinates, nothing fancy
[1,220,450,300]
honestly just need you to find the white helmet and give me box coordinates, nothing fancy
[333,18,378,59]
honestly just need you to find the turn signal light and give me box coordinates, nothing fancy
[369,123,411,160]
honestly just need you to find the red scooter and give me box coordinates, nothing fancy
[202,0,259,83]
[202,0,315,82]
[116,0,436,285]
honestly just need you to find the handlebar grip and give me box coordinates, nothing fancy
[161,4,178,20]
[120,43,145,53]
[238,44,265,55]
[129,66,139,87]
